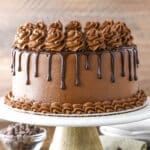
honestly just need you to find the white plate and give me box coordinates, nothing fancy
[0,97,150,127]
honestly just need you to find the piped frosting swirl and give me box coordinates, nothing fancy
[85,21,100,31]
[45,28,65,51]
[13,20,134,51]
[86,28,105,51]
[66,29,84,51]
[28,28,46,51]
[65,20,82,31]
[49,20,63,31]
[14,26,31,49]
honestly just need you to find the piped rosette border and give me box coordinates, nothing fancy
[4,90,147,115]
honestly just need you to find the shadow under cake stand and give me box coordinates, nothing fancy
[0,98,150,150]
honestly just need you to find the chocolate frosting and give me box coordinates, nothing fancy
[66,30,84,51]
[49,20,63,31]
[65,20,82,31]
[4,90,147,114]
[14,26,31,49]
[45,28,65,51]
[13,20,134,51]
[112,21,133,46]
[85,21,100,31]
[86,28,105,50]
[28,28,46,51]
[103,24,122,49]
[100,20,114,30]
[35,21,47,31]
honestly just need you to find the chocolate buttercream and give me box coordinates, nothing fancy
[102,24,122,49]
[66,29,84,51]
[35,21,47,31]
[4,90,147,114]
[112,21,133,46]
[14,26,31,49]
[84,21,100,31]
[28,28,46,51]
[14,20,134,51]
[65,20,82,31]
[49,20,63,31]
[44,28,65,51]
[86,28,105,50]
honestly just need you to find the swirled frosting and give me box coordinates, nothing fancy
[35,21,47,31]
[49,20,63,31]
[28,28,46,51]
[100,20,114,30]
[102,23,122,49]
[66,29,84,51]
[4,90,147,114]
[65,20,82,31]
[86,28,105,51]
[14,26,32,49]
[112,21,133,46]
[44,28,65,51]
[85,21,100,31]
[13,20,135,51]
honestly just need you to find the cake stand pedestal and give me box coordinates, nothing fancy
[0,98,150,150]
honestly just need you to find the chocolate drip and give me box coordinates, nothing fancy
[120,51,125,77]
[12,51,16,75]
[128,50,133,81]
[75,53,80,86]
[85,54,90,70]
[134,47,139,66]
[34,52,40,77]
[11,48,14,71]
[18,51,23,71]
[110,52,115,82]
[97,53,103,79]
[26,53,31,85]
[47,53,53,81]
[60,53,68,89]
[133,50,138,80]
[11,46,139,89]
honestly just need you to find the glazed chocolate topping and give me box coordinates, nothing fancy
[11,45,139,89]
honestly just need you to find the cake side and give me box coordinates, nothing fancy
[11,48,139,103]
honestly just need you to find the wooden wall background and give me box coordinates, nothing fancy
[0,0,150,96]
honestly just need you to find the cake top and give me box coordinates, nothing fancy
[13,20,133,52]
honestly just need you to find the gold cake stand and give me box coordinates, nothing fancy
[0,98,150,150]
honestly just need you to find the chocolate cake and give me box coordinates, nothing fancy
[4,20,147,114]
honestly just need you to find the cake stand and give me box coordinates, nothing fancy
[0,98,150,150]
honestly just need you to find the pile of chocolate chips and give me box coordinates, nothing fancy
[1,123,41,136]
[1,123,43,150]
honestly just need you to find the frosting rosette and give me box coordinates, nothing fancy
[14,26,32,49]
[65,20,82,31]
[66,29,84,51]
[44,28,65,51]
[102,23,122,49]
[49,20,63,31]
[28,28,46,51]
[86,28,105,51]
[112,21,133,46]
[100,20,114,30]
[84,21,100,31]
[35,21,47,31]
